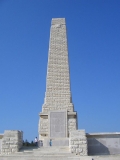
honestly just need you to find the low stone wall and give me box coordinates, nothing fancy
[1,130,23,155]
[87,132,120,155]
[69,130,88,155]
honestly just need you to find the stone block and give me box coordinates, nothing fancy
[1,130,23,155]
[69,130,88,156]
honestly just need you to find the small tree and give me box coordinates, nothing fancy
[25,139,29,146]
[31,141,34,146]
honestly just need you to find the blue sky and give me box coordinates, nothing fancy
[0,0,120,141]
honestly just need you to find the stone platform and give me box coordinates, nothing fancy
[0,146,93,160]
[1,146,120,160]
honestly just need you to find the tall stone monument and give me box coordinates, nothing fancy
[38,18,77,145]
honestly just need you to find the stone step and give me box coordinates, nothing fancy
[33,148,70,153]
[14,150,72,156]
[0,155,93,160]
[1,154,120,160]
[0,146,93,159]
[11,146,72,156]
[19,146,70,153]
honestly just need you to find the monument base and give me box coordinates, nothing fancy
[42,138,69,147]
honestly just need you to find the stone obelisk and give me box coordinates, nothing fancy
[38,18,77,144]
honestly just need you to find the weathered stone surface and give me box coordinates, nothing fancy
[68,117,77,134]
[39,117,48,134]
[69,130,88,156]
[1,130,23,155]
[42,18,73,113]
[38,18,77,140]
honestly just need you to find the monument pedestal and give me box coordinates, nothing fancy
[43,138,69,147]
[39,111,77,140]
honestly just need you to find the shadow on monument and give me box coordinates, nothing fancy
[87,138,110,155]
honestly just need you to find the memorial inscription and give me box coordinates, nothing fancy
[49,111,67,138]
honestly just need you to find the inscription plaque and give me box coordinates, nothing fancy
[49,111,67,138]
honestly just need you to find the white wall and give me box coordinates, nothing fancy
[87,133,120,155]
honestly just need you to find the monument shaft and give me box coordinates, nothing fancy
[39,18,77,141]
[44,18,73,112]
